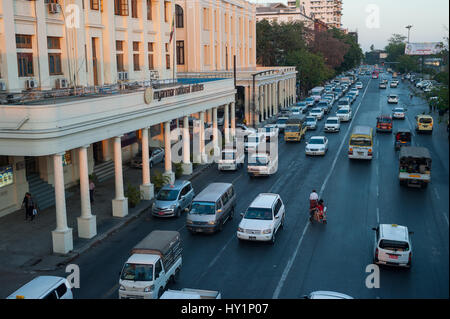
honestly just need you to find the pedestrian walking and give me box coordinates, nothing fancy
[21,192,37,221]
[89,178,95,203]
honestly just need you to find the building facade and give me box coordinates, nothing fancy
[255,3,314,29]
[288,0,342,29]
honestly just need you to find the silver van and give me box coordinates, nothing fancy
[152,180,195,218]
[7,276,73,299]
[186,183,236,234]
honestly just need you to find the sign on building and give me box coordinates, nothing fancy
[405,42,443,56]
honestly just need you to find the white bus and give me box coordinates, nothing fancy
[310,86,325,102]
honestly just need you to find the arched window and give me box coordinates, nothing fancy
[175,5,184,28]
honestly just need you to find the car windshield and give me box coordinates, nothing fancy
[394,108,404,112]
[121,263,153,282]
[419,117,432,123]
[379,240,409,252]
[338,100,348,105]
[350,138,371,146]
[378,117,391,123]
[156,189,179,201]
[222,151,235,160]
[277,119,288,124]
[190,202,215,215]
[318,102,328,107]
[309,138,324,144]
[326,119,338,124]
[306,117,315,122]
[250,156,269,166]
[311,109,321,113]
[337,109,349,114]
[285,126,300,132]
[297,103,307,107]
[244,207,273,220]
[390,95,398,98]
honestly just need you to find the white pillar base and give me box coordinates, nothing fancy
[193,153,202,165]
[140,183,155,200]
[52,228,73,254]
[163,171,176,185]
[112,198,129,217]
[182,162,193,175]
[77,215,97,239]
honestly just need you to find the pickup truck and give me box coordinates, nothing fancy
[160,288,222,299]
[119,230,182,299]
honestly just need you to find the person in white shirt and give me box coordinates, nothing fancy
[309,190,319,216]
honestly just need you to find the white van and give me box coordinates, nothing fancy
[7,276,73,299]
[244,132,265,153]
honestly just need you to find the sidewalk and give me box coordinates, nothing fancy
[0,162,211,275]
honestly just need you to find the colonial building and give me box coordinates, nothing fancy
[256,2,314,29]
[288,0,343,29]
[0,0,241,254]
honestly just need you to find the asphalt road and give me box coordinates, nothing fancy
[47,74,449,299]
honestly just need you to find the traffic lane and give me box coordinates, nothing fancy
[369,82,449,298]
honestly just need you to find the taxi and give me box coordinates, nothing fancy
[415,114,433,134]
[372,224,413,268]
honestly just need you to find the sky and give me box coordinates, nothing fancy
[250,0,449,52]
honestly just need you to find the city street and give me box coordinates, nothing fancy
[43,74,448,299]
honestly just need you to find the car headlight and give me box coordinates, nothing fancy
[320,147,325,151]
[237,227,244,232]
[186,219,193,224]
[208,220,216,225]
[119,285,126,291]
[262,229,272,234]
[143,285,154,293]
[169,204,176,210]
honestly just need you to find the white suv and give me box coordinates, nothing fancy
[237,193,285,244]
[372,224,413,268]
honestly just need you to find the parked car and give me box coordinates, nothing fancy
[324,117,341,133]
[305,136,329,156]
[152,180,195,218]
[130,147,165,169]
[237,193,285,244]
[372,224,413,268]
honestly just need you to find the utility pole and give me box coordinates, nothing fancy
[405,25,413,43]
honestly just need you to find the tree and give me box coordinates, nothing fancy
[310,30,348,69]
[397,54,420,73]
[370,44,375,51]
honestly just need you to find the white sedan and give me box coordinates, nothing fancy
[309,108,325,120]
[324,117,341,132]
[336,107,352,122]
[350,88,359,96]
[392,107,406,119]
[388,94,399,104]
[305,136,328,156]
[355,82,363,89]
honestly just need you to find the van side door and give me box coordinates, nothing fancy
[154,259,165,296]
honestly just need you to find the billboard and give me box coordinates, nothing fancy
[379,52,388,59]
[405,42,443,56]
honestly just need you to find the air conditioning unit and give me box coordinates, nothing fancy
[0,81,6,91]
[118,72,129,81]
[55,78,68,89]
[26,79,38,90]
[48,3,61,14]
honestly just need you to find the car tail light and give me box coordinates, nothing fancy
[348,148,353,155]
[375,248,379,258]
[408,252,412,263]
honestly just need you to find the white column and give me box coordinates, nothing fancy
[77,146,97,239]
[273,83,277,115]
[259,86,264,122]
[182,116,193,175]
[112,137,128,217]
[212,107,218,148]
[140,128,154,200]
[230,102,236,138]
[200,111,206,163]
[224,104,230,144]
[52,153,73,254]
[163,121,175,184]
[268,83,273,117]
[207,109,212,125]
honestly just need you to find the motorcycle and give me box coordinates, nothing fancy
[309,206,327,224]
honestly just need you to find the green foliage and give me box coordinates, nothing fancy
[429,86,449,112]
[152,171,171,192]
[125,183,142,208]
[174,162,184,179]
[434,72,449,86]
[397,55,420,73]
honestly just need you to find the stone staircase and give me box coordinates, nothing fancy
[26,174,74,211]
[92,160,129,183]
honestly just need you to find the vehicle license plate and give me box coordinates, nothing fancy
[389,254,399,260]
[249,236,257,240]
[409,175,420,178]
[358,152,364,155]
[159,212,165,215]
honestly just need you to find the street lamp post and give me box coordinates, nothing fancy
[405,25,413,43]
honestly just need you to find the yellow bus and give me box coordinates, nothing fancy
[348,126,373,160]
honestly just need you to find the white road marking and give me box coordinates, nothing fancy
[272,79,372,299]
[376,185,379,198]
[443,214,449,226]
[102,283,119,299]
[376,207,380,224]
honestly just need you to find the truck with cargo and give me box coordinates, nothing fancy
[119,230,182,299]
[160,288,222,299]
[284,115,307,142]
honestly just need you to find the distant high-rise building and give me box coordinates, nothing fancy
[288,0,343,29]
